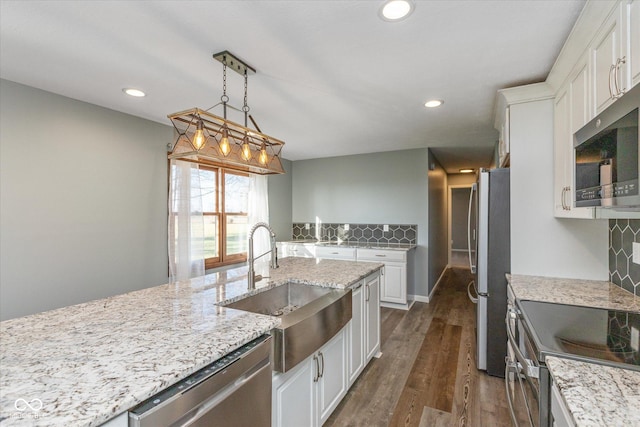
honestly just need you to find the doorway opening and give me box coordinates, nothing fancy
[448,185,474,268]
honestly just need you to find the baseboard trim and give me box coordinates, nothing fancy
[426,266,449,302]
[412,295,429,303]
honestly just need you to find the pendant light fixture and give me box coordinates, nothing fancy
[167,51,285,175]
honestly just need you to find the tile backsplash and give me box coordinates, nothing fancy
[609,219,640,296]
[291,222,417,246]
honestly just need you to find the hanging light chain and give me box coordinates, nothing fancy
[221,56,229,119]
[243,69,250,127]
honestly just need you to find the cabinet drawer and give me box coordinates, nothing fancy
[357,248,406,263]
[316,246,356,260]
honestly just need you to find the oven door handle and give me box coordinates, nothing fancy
[506,309,539,379]
[506,308,540,404]
[505,359,537,427]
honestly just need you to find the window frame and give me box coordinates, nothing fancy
[167,160,249,270]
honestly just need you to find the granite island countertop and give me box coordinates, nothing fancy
[507,274,640,426]
[0,257,382,427]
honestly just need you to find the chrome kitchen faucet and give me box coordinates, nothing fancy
[248,222,279,289]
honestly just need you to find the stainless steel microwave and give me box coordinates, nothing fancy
[574,84,639,209]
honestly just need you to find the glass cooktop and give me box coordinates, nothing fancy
[517,300,640,371]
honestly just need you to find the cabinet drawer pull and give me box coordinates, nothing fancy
[375,254,386,257]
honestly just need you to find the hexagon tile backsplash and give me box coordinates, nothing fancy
[291,223,417,246]
[609,219,640,296]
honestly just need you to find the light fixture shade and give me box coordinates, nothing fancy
[168,108,285,175]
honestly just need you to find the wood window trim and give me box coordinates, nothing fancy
[200,166,249,270]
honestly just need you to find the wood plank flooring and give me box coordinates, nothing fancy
[324,267,511,427]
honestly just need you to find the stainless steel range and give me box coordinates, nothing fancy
[505,299,639,427]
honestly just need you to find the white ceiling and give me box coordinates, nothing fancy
[0,0,585,173]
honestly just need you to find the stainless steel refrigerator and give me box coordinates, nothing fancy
[467,168,510,378]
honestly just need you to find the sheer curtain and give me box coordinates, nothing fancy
[168,159,205,282]
[248,174,270,258]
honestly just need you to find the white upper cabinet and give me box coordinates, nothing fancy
[629,0,640,87]
[591,6,625,114]
[554,56,595,219]
[549,0,638,219]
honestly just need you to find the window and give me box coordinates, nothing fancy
[171,164,250,270]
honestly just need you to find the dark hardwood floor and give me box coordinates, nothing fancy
[324,267,511,427]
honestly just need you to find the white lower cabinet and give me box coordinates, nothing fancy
[365,273,381,361]
[357,248,411,310]
[272,271,381,427]
[272,328,346,427]
[347,281,365,385]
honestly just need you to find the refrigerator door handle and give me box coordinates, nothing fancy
[467,183,477,274]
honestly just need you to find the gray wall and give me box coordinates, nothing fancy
[291,149,430,298]
[427,150,448,295]
[268,158,293,240]
[0,80,172,320]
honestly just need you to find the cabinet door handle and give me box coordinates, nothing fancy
[614,56,627,98]
[313,355,319,382]
[365,284,370,302]
[609,63,616,98]
[319,352,325,378]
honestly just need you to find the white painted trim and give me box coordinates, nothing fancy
[428,266,449,302]
[448,184,473,267]
[411,295,429,303]
[411,266,449,303]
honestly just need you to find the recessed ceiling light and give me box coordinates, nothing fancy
[123,88,146,97]
[379,0,414,21]
[459,168,475,174]
[424,99,444,108]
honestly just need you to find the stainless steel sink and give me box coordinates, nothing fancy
[225,282,352,372]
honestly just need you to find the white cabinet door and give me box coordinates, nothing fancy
[630,0,640,88]
[592,6,625,114]
[554,88,572,216]
[553,64,594,219]
[347,281,365,386]
[380,263,406,304]
[318,329,347,424]
[272,357,317,427]
[365,273,381,361]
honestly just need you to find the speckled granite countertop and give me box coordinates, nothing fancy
[0,258,382,426]
[546,357,640,426]
[279,239,417,251]
[508,274,639,311]
[507,274,640,426]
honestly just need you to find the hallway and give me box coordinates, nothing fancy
[325,268,511,427]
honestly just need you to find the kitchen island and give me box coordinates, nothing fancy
[0,258,382,427]
[508,275,640,426]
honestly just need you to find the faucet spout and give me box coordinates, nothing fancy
[248,222,278,290]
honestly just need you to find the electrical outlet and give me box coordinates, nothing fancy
[383,224,389,232]
[344,224,350,231]
[631,327,639,352]
[633,242,640,264]
[305,223,310,230]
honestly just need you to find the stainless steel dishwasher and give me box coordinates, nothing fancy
[129,334,271,427]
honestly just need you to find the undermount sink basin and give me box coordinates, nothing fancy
[225,282,352,372]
